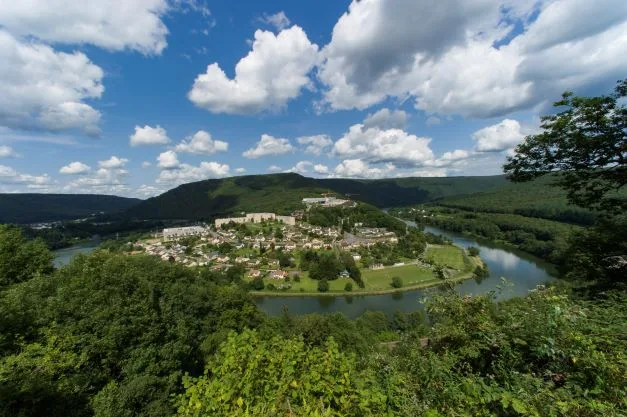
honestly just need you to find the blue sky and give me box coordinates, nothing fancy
[0,0,625,198]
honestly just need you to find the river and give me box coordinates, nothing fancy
[53,241,100,268]
[253,224,556,318]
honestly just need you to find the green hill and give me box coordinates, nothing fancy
[123,173,512,220]
[434,175,598,225]
[0,194,141,224]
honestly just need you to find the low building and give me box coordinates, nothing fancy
[163,226,206,241]
[268,270,288,280]
[214,212,295,228]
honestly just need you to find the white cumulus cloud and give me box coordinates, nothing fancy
[243,134,294,158]
[0,164,52,189]
[316,0,627,118]
[0,0,170,55]
[472,119,526,152]
[333,159,396,179]
[0,146,17,158]
[332,124,434,167]
[59,161,91,175]
[157,150,180,169]
[297,135,333,155]
[0,30,104,134]
[363,108,408,130]
[98,156,128,169]
[156,161,230,186]
[313,164,329,174]
[188,26,319,114]
[174,130,228,155]
[286,161,312,174]
[130,125,170,146]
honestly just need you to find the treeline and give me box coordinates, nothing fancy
[0,225,625,416]
[21,219,166,250]
[435,176,602,226]
[307,203,407,235]
[398,207,577,263]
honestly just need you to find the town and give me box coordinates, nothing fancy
[131,196,483,294]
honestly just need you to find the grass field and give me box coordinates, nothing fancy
[250,243,477,296]
[425,245,467,270]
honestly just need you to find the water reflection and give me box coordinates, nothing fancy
[481,248,521,270]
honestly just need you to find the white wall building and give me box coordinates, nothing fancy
[215,213,295,228]
[163,226,206,241]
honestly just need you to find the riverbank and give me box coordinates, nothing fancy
[251,252,484,297]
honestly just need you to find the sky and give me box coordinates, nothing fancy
[0,0,625,198]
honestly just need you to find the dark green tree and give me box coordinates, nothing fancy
[0,225,53,289]
[504,79,627,212]
[391,276,402,288]
[317,280,329,292]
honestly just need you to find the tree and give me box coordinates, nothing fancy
[317,280,329,292]
[344,282,353,292]
[251,278,265,291]
[391,276,402,288]
[0,225,53,289]
[467,246,480,257]
[504,79,627,212]
[174,330,387,416]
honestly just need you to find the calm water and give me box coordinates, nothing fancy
[254,223,556,318]
[53,242,99,268]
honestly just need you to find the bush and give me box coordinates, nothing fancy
[266,283,276,291]
[344,282,353,292]
[467,246,480,256]
[391,276,402,288]
[318,280,329,292]
[293,274,301,282]
[251,278,265,290]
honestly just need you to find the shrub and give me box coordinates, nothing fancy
[251,278,265,290]
[318,280,329,292]
[391,276,402,288]
[344,282,353,292]
[467,246,481,256]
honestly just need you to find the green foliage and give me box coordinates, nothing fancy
[382,287,627,416]
[436,174,599,225]
[344,282,353,292]
[467,246,480,256]
[425,209,577,263]
[0,225,53,289]
[307,203,408,235]
[0,252,262,417]
[309,252,343,281]
[0,194,140,224]
[391,276,402,288]
[251,278,265,291]
[317,279,329,292]
[504,80,627,212]
[174,329,387,416]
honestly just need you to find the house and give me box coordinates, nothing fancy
[371,264,384,270]
[352,254,361,261]
[248,269,262,278]
[268,270,288,280]
[339,270,350,278]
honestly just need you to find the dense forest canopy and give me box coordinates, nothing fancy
[0,194,141,224]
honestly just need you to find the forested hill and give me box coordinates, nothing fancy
[434,175,600,225]
[122,173,511,220]
[0,194,141,224]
